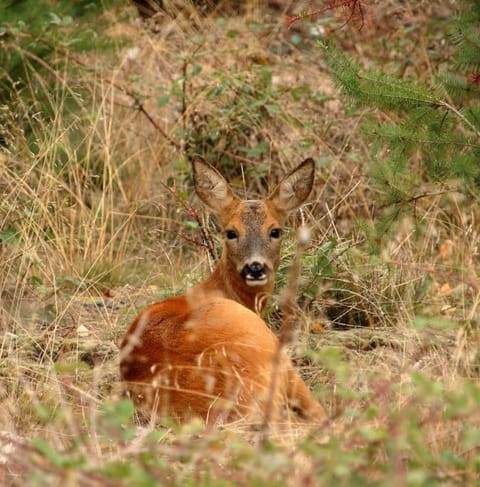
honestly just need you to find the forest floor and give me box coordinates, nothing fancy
[1,1,479,485]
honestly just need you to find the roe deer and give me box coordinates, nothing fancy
[120,157,326,424]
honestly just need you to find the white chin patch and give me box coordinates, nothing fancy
[245,275,268,287]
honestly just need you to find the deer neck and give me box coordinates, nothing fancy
[192,259,273,315]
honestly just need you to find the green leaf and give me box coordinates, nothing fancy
[183,220,199,229]
[312,238,337,277]
[30,275,43,286]
[0,227,20,245]
[55,275,83,288]
[31,437,84,469]
[157,94,170,107]
[413,315,458,331]
[265,103,280,114]
[190,64,202,76]
[102,399,135,428]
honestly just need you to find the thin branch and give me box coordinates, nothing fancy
[178,233,214,251]
[69,55,181,150]
[389,260,479,293]
[180,42,204,158]
[182,56,189,154]
[159,181,217,262]
[286,0,365,30]
[376,189,455,211]
[437,100,480,139]
[123,89,182,150]
[260,225,311,446]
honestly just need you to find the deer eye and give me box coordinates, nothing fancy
[269,228,282,239]
[225,230,238,240]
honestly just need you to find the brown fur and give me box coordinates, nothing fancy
[120,157,326,424]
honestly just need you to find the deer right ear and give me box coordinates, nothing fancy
[268,158,315,213]
[192,157,238,214]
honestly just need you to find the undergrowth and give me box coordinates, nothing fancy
[1,0,479,485]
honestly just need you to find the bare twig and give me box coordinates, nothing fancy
[376,189,454,211]
[69,54,181,150]
[123,89,182,150]
[286,0,365,30]
[180,42,204,157]
[260,225,311,445]
[389,260,479,293]
[182,56,189,154]
[159,181,217,262]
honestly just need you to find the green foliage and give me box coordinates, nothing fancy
[154,25,326,188]
[322,0,480,247]
[0,0,121,146]
[449,1,480,74]
[188,65,277,165]
[299,237,338,306]
[324,45,436,111]
[183,64,287,183]
[18,377,480,485]
[0,0,118,69]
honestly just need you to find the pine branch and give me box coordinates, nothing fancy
[370,124,480,150]
[322,44,439,111]
[437,100,480,138]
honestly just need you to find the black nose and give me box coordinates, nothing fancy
[242,261,266,280]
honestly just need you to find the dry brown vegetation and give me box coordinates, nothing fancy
[0,0,479,485]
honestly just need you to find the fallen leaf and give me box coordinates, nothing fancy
[77,325,90,337]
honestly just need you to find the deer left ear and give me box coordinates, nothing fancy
[192,156,239,214]
[268,158,315,213]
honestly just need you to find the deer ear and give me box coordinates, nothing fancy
[192,157,238,214]
[268,158,315,213]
